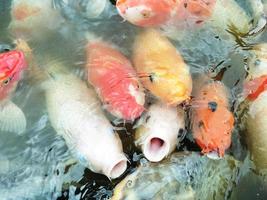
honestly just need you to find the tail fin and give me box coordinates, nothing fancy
[0,100,26,134]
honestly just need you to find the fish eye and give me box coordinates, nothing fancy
[0,44,14,53]
[2,77,11,86]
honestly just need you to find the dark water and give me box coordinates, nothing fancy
[1,0,267,200]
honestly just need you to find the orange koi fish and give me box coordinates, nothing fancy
[132,29,192,105]
[191,77,234,157]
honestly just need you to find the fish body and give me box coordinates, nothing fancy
[244,43,267,172]
[132,29,192,105]
[9,0,63,40]
[135,102,185,162]
[112,152,240,200]
[0,48,27,133]
[191,78,234,157]
[87,41,145,120]
[45,67,127,179]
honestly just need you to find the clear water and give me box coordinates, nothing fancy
[1,0,267,199]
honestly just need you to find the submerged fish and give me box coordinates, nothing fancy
[132,29,192,105]
[56,0,111,20]
[44,64,128,179]
[86,40,145,121]
[116,0,176,27]
[0,41,27,133]
[116,0,250,40]
[135,102,185,162]
[191,76,234,157]
[112,152,240,200]
[9,0,64,40]
[244,43,267,173]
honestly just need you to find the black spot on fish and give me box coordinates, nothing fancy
[196,20,204,24]
[198,120,204,128]
[145,115,151,123]
[149,74,154,82]
[208,101,217,112]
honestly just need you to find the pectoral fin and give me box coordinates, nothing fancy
[0,101,26,134]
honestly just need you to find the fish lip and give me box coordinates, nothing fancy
[142,136,170,162]
[103,154,128,179]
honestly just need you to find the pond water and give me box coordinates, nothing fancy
[1,0,267,199]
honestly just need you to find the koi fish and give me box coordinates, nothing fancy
[112,152,240,200]
[191,77,234,157]
[116,0,176,27]
[116,0,250,40]
[86,40,145,121]
[9,0,63,40]
[44,63,127,179]
[57,0,110,20]
[135,102,185,162]
[0,42,27,133]
[244,43,267,172]
[132,29,192,105]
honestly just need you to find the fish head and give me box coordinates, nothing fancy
[116,0,176,27]
[173,0,216,28]
[0,50,27,100]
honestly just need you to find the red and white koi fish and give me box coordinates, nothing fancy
[86,40,145,121]
[0,40,28,133]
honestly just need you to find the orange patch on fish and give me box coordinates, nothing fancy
[12,2,41,21]
[244,75,267,101]
[191,80,234,157]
